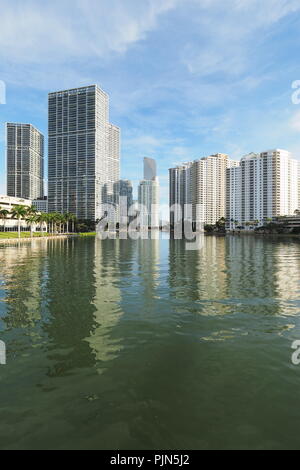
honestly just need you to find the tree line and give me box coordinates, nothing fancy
[0,205,78,238]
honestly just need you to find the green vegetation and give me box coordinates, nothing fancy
[204,217,226,234]
[0,204,100,240]
[0,205,88,239]
[78,232,97,237]
[0,232,49,239]
[255,222,291,234]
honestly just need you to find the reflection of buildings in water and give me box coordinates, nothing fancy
[0,240,49,328]
[137,237,160,298]
[195,236,227,300]
[43,239,98,375]
[169,235,300,320]
[0,237,135,376]
[226,236,277,299]
[85,239,124,369]
[169,237,227,305]
[272,241,300,316]
[226,236,300,317]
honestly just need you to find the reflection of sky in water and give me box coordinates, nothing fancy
[0,236,300,449]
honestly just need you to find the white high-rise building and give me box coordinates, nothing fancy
[138,178,160,229]
[138,158,160,229]
[6,123,44,201]
[48,85,120,221]
[227,149,299,229]
[169,154,239,226]
[106,123,121,206]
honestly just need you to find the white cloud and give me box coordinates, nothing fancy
[124,133,184,153]
[182,0,300,78]
[0,0,181,64]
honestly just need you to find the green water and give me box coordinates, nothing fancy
[0,235,300,450]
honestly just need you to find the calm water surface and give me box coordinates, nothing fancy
[0,235,300,450]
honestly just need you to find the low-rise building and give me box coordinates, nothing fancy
[32,197,48,213]
[0,195,32,231]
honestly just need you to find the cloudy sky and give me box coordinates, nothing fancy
[1,0,300,205]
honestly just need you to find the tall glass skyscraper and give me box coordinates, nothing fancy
[48,85,120,221]
[6,123,44,200]
[144,157,157,180]
[138,158,160,228]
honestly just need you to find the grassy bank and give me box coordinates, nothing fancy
[78,232,96,237]
[0,232,50,239]
[0,232,97,240]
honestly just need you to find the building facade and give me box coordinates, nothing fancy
[6,123,44,201]
[119,179,133,226]
[144,157,157,180]
[119,179,133,209]
[138,178,160,229]
[0,195,32,231]
[32,197,48,213]
[138,158,160,229]
[169,162,193,227]
[169,154,239,227]
[48,85,120,221]
[226,150,299,229]
[106,124,121,207]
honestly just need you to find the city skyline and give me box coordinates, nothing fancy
[1,1,300,208]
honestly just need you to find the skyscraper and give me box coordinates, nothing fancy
[48,85,120,221]
[169,154,239,227]
[227,149,299,229]
[119,179,133,226]
[169,162,193,227]
[138,158,160,229]
[119,179,133,208]
[6,123,44,200]
[144,157,157,180]
[106,124,121,206]
[138,179,160,229]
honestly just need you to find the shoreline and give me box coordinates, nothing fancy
[1,231,300,244]
[226,231,300,238]
[0,234,80,244]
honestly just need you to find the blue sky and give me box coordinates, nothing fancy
[1,0,300,207]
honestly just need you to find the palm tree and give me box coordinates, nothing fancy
[52,213,60,234]
[50,213,55,234]
[0,209,9,233]
[58,214,66,234]
[69,214,77,233]
[35,213,48,236]
[10,205,27,238]
[26,214,37,238]
[43,213,51,236]
[26,206,37,216]
[64,212,73,233]
[48,213,55,235]
[230,219,239,230]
